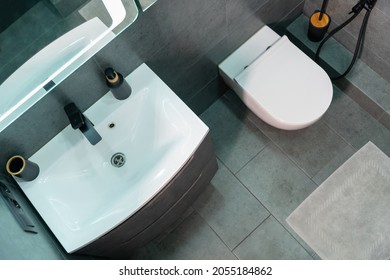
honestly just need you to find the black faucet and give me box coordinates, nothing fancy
[64,102,102,145]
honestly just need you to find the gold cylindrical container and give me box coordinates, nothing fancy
[6,155,40,181]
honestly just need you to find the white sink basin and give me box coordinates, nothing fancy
[18,64,208,253]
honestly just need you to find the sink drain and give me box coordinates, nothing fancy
[111,153,126,168]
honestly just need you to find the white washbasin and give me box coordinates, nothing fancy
[17,64,209,253]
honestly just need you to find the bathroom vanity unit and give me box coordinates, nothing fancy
[77,134,217,258]
[17,64,217,259]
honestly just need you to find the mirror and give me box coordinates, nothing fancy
[138,0,158,11]
[0,0,138,133]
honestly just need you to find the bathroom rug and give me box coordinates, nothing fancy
[287,142,390,259]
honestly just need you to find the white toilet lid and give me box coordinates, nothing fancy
[234,36,333,126]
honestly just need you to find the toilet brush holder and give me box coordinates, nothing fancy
[308,10,331,42]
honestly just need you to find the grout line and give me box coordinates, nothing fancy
[193,208,239,259]
[231,214,272,253]
[215,155,236,178]
[185,74,219,104]
[271,214,316,259]
[229,100,319,182]
[377,110,385,122]
[322,116,360,151]
[210,158,275,252]
[248,116,315,179]
[234,141,270,176]
[193,157,269,257]
[218,156,273,220]
[232,158,316,258]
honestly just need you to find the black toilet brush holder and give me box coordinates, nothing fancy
[308,10,331,42]
[308,0,331,42]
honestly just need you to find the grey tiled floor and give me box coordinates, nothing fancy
[134,85,390,260]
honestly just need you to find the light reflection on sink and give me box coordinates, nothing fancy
[18,64,208,253]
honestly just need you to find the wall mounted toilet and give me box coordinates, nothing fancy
[218,25,333,130]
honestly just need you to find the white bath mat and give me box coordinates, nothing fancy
[287,142,390,260]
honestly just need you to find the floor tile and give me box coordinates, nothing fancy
[237,143,317,224]
[137,212,237,260]
[193,160,270,250]
[312,144,357,185]
[323,86,390,156]
[0,193,65,260]
[200,95,269,173]
[251,119,349,178]
[233,216,313,260]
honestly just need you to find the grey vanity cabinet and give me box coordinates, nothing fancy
[76,132,217,258]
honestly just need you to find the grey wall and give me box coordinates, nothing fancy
[304,0,390,82]
[1,0,40,32]
[0,0,304,169]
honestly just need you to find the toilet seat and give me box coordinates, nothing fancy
[233,35,333,130]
